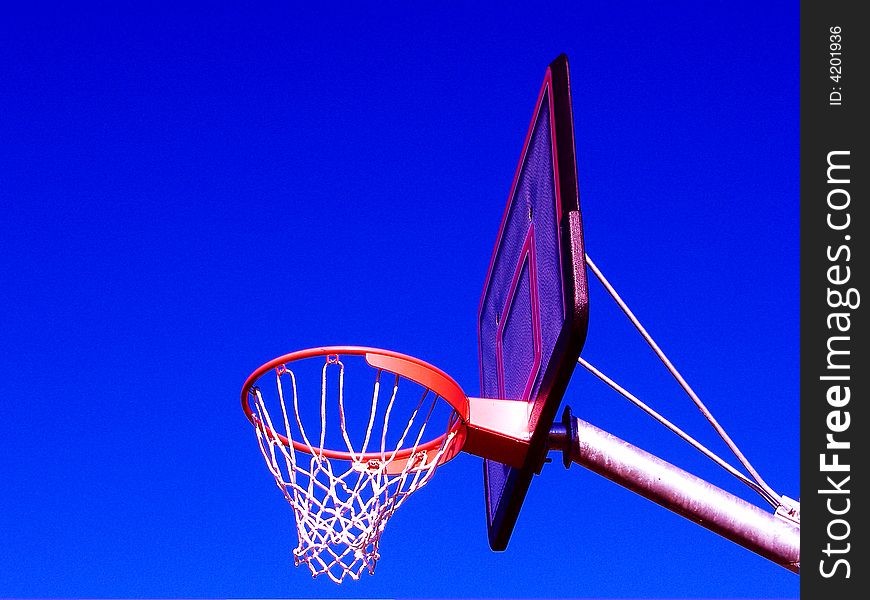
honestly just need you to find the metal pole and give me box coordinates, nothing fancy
[550,412,800,573]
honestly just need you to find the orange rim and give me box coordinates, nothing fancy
[241,346,469,467]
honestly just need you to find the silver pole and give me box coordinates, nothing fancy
[550,414,800,573]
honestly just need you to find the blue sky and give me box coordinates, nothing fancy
[1,1,799,598]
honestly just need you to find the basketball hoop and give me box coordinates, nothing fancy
[241,346,530,583]
[240,55,801,586]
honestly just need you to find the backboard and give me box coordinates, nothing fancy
[478,54,589,550]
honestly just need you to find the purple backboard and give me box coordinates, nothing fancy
[478,55,589,550]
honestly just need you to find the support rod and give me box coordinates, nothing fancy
[550,413,800,573]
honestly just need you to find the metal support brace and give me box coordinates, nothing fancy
[549,406,800,573]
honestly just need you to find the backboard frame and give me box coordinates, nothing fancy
[478,54,589,551]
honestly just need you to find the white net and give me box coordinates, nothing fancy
[249,354,459,583]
